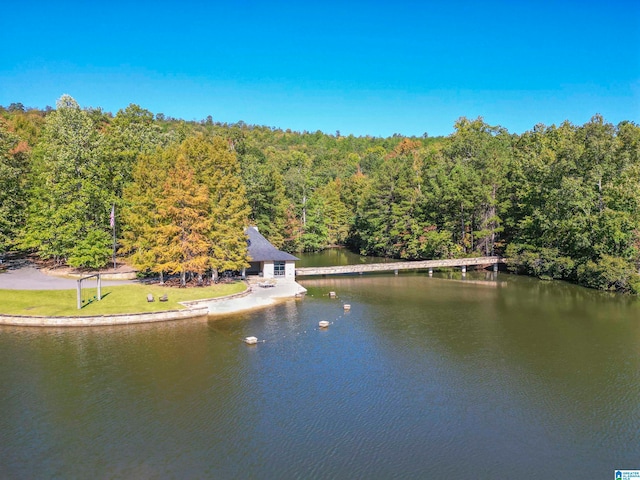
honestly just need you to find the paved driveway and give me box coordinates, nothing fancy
[0,259,133,290]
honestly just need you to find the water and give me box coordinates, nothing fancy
[295,248,394,267]
[1,255,639,478]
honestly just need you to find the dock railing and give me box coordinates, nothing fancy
[295,256,503,277]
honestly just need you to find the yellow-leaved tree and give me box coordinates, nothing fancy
[155,153,210,286]
[182,135,250,282]
[122,134,250,285]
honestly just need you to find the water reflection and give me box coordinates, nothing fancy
[1,271,639,478]
[299,273,640,475]
[295,248,395,267]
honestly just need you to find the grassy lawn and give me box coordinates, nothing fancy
[0,281,247,317]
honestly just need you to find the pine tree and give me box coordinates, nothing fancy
[355,140,429,258]
[241,152,288,248]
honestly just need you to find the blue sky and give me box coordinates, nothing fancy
[1,0,638,137]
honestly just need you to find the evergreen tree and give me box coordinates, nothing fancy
[240,149,288,247]
[309,179,350,247]
[355,139,438,258]
[439,118,511,255]
[5,98,640,293]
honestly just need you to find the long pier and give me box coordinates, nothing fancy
[295,256,502,277]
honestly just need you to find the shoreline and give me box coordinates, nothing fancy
[0,280,307,327]
[0,306,210,327]
[201,280,307,316]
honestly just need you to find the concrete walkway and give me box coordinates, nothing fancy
[205,280,307,315]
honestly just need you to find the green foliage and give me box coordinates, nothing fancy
[356,140,435,259]
[302,180,350,250]
[240,149,288,247]
[504,117,640,292]
[20,95,113,267]
[123,135,250,283]
[437,117,512,255]
[100,103,174,204]
[0,121,28,252]
[120,149,172,273]
[410,226,459,259]
[3,97,640,294]
[505,243,575,280]
[300,190,332,252]
[576,255,640,293]
[68,229,112,269]
[185,135,251,275]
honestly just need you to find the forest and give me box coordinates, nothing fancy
[1,96,639,292]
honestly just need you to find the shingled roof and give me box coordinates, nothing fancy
[246,226,299,262]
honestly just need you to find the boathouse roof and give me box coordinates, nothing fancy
[246,226,299,262]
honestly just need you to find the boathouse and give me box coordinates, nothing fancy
[246,226,298,279]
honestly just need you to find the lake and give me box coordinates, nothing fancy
[1,252,639,478]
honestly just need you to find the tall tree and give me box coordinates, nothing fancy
[120,148,172,279]
[0,121,29,252]
[124,135,250,283]
[240,148,288,247]
[439,118,512,255]
[354,139,451,259]
[312,179,351,247]
[155,154,211,286]
[20,95,112,267]
[181,135,250,280]
[101,104,173,197]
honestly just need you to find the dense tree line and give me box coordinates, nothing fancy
[1,97,639,292]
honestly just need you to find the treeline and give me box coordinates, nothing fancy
[1,96,639,292]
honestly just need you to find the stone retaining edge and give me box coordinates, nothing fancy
[0,283,252,327]
[180,285,253,307]
[0,306,210,327]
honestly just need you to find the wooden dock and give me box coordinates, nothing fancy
[295,256,502,277]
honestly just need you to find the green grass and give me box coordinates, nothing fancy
[0,281,247,317]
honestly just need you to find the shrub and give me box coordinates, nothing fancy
[67,230,112,269]
[576,255,639,293]
[505,244,574,280]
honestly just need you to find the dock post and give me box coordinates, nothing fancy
[493,263,498,273]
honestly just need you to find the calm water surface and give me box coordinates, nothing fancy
[1,256,639,478]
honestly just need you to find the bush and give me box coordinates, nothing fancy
[505,244,574,280]
[67,229,112,269]
[576,255,639,293]
[414,227,458,259]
